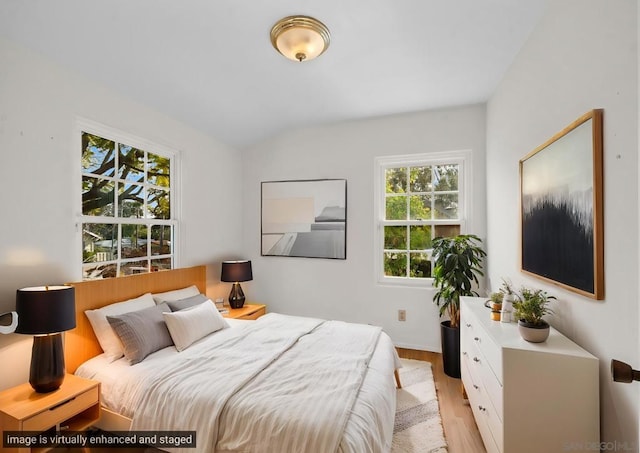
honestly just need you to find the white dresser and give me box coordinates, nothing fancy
[460,296,599,453]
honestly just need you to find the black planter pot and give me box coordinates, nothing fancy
[441,320,461,378]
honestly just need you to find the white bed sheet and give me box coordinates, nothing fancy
[76,316,400,453]
[76,318,251,416]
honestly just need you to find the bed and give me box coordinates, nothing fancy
[65,266,400,453]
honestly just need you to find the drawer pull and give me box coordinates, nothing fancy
[466,323,472,328]
[473,384,479,390]
[473,357,480,363]
[474,336,480,342]
[462,351,468,356]
[478,405,487,412]
[49,397,76,411]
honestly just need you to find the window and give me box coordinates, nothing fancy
[375,151,471,285]
[80,121,178,280]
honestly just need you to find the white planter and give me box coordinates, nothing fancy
[518,320,550,343]
[501,294,516,323]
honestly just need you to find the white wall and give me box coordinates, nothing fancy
[242,105,486,351]
[0,37,244,390]
[486,0,638,446]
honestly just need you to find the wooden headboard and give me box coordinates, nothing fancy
[64,265,207,373]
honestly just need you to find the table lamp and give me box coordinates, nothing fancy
[220,260,253,309]
[16,286,76,393]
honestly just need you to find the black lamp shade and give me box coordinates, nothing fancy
[15,286,76,393]
[220,260,253,283]
[16,286,76,334]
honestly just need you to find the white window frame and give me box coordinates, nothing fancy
[374,150,473,287]
[76,118,181,280]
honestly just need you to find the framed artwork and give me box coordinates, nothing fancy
[520,109,604,299]
[261,179,347,259]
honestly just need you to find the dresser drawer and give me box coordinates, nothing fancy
[22,386,99,432]
[484,395,504,453]
[462,349,481,391]
[461,353,477,393]
[463,359,502,453]
[461,312,483,366]
[465,343,504,418]
[467,319,503,384]
[474,392,503,453]
[461,316,479,350]
[476,351,504,421]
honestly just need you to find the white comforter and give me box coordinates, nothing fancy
[77,313,399,453]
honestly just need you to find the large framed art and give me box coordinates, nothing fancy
[520,109,604,299]
[261,179,347,259]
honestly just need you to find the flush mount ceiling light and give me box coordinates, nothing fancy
[270,15,330,62]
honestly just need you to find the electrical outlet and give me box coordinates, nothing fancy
[398,309,406,322]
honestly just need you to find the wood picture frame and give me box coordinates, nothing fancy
[261,179,347,259]
[519,109,604,299]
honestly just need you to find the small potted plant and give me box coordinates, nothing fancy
[489,291,503,308]
[487,292,503,321]
[512,287,556,343]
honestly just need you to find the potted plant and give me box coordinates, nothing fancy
[512,287,556,343]
[488,291,503,309]
[488,292,503,321]
[432,234,486,378]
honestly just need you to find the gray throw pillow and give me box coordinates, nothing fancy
[167,293,209,311]
[107,303,173,364]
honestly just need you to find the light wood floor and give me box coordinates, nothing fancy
[397,348,486,453]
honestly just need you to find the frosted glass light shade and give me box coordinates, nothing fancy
[270,16,330,62]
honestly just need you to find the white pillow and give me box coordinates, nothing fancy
[163,300,229,351]
[85,292,156,362]
[152,285,200,304]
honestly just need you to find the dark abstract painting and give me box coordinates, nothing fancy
[520,110,604,299]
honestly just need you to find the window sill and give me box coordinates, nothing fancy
[377,276,435,289]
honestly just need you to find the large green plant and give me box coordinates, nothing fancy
[512,287,556,325]
[432,234,486,328]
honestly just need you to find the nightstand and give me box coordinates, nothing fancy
[0,374,100,453]
[223,303,267,320]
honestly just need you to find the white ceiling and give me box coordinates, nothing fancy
[0,0,547,149]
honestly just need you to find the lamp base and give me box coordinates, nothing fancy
[30,333,66,393]
[229,283,246,309]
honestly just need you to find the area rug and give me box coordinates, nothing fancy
[392,358,448,453]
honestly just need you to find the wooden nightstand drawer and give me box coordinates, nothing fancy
[223,304,267,320]
[239,306,265,320]
[22,385,99,432]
